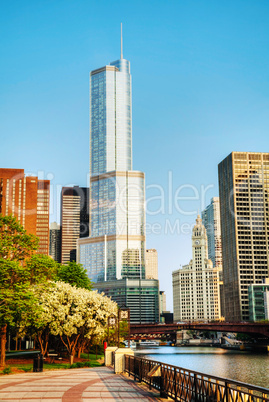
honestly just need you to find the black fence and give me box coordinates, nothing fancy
[124,355,269,402]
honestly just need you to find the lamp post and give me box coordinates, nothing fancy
[107,314,117,346]
[118,306,130,348]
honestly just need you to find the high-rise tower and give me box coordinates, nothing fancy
[202,197,224,317]
[218,152,269,321]
[77,30,159,322]
[61,186,89,264]
[202,197,222,269]
[49,222,61,262]
[145,249,158,279]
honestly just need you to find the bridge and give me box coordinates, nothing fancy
[130,322,269,339]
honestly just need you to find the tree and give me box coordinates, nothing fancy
[0,259,40,366]
[0,215,60,366]
[26,254,58,284]
[33,281,117,363]
[0,215,40,367]
[0,214,39,260]
[57,261,92,290]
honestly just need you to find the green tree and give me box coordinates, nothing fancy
[26,254,58,284]
[0,259,40,366]
[57,261,92,290]
[0,215,57,366]
[0,214,39,260]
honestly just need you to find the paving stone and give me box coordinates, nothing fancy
[0,367,158,401]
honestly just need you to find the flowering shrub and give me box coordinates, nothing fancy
[35,281,117,361]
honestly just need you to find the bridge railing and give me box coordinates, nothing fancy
[124,355,269,402]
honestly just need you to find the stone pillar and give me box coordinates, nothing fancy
[105,346,118,366]
[114,348,134,374]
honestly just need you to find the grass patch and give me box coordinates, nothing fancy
[21,367,32,372]
[3,349,105,374]
[80,352,104,360]
[6,355,104,373]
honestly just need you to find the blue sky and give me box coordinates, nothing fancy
[1,0,269,310]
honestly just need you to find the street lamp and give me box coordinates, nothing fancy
[107,314,117,346]
[118,306,130,348]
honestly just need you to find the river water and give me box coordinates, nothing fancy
[135,346,269,389]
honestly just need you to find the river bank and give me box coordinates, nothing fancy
[135,345,269,388]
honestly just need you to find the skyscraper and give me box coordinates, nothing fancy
[218,152,269,321]
[145,249,158,279]
[61,186,89,264]
[202,197,224,317]
[49,222,61,262]
[172,215,221,322]
[202,197,222,268]
[77,31,159,322]
[36,180,50,255]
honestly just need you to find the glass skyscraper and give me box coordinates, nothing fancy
[77,45,159,322]
[202,197,222,269]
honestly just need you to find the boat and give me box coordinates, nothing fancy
[137,340,159,348]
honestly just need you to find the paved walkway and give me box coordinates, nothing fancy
[0,366,160,401]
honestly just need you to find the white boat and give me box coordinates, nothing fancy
[137,340,159,347]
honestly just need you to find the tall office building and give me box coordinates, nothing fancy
[49,222,61,262]
[159,290,167,315]
[202,198,222,268]
[0,168,50,255]
[36,180,50,255]
[77,34,159,322]
[172,215,221,322]
[202,197,224,317]
[145,249,158,279]
[61,186,89,264]
[218,152,269,321]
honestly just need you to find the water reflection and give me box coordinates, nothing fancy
[135,346,269,388]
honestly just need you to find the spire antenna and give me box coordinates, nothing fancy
[121,23,123,59]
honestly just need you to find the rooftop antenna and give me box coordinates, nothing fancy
[121,23,123,59]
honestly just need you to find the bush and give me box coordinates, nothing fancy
[74,362,84,368]
[66,361,93,369]
[2,366,12,375]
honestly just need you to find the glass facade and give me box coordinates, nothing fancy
[77,54,159,323]
[202,197,222,268]
[248,282,269,321]
[90,173,145,238]
[79,238,145,283]
[90,59,132,176]
[94,278,159,324]
[78,56,146,283]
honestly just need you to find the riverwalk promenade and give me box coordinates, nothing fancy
[0,366,162,401]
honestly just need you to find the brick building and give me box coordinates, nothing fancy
[0,168,50,255]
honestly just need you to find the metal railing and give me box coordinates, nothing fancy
[124,355,269,402]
